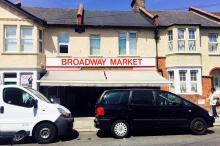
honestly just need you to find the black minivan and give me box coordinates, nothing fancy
[94,89,215,138]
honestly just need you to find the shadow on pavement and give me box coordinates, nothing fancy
[0,130,79,145]
[96,129,215,138]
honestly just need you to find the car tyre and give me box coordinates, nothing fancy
[190,117,207,135]
[111,120,130,138]
[34,123,56,144]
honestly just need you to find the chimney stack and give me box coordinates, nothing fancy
[131,0,145,12]
[14,1,21,8]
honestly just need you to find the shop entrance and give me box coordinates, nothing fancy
[44,86,159,117]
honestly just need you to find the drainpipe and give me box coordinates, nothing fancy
[153,15,163,76]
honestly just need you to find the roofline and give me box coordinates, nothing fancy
[46,24,155,28]
[189,6,220,21]
[1,0,47,25]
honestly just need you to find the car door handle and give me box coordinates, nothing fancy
[0,106,4,114]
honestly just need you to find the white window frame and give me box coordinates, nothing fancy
[208,34,218,53]
[179,70,187,93]
[188,29,196,51]
[118,32,137,55]
[5,26,17,52]
[90,34,100,55]
[167,67,202,94]
[178,29,185,51]
[190,70,198,93]
[168,30,173,52]
[21,26,34,52]
[58,34,69,54]
[39,29,43,53]
[168,71,175,93]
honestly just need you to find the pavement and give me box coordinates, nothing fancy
[73,116,220,132]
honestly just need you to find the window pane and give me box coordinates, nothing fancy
[178,40,185,51]
[58,34,69,43]
[129,39,137,55]
[179,71,186,81]
[60,45,68,53]
[130,33,136,38]
[6,26,16,38]
[190,71,197,81]
[189,30,195,39]
[21,40,33,52]
[39,41,43,53]
[119,39,126,55]
[209,43,218,53]
[215,77,218,86]
[119,33,126,38]
[4,82,17,85]
[189,40,196,51]
[169,71,174,81]
[22,27,33,38]
[180,83,187,93]
[90,38,100,55]
[39,30,43,40]
[208,34,217,42]
[103,91,129,105]
[178,29,184,39]
[5,39,17,52]
[168,41,173,52]
[131,91,155,105]
[4,73,17,78]
[191,83,197,93]
[157,92,181,106]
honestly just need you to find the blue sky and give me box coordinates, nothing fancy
[12,0,220,12]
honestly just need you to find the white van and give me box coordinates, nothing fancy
[0,85,74,144]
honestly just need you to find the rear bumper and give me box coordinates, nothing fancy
[54,116,74,135]
[94,117,111,130]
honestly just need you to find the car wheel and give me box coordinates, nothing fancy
[190,117,207,135]
[34,123,56,144]
[111,120,130,138]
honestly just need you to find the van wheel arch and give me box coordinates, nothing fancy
[32,121,58,138]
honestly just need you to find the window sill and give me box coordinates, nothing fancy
[1,52,45,55]
[88,55,103,58]
[117,55,141,57]
[56,55,72,58]
[166,52,201,56]
[208,53,220,56]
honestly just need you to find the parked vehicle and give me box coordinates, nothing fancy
[0,85,74,144]
[94,89,215,138]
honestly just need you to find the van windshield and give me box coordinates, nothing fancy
[25,87,52,103]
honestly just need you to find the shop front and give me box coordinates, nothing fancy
[38,57,171,117]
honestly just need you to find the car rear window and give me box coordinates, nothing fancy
[102,91,129,105]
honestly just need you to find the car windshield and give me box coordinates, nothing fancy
[25,87,52,103]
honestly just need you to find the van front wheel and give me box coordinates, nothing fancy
[34,123,56,144]
[111,120,130,138]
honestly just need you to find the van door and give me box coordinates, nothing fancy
[155,91,194,128]
[128,90,160,130]
[0,87,38,137]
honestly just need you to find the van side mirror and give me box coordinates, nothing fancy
[34,99,38,108]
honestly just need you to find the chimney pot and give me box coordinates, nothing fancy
[131,0,145,12]
[14,1,21,8]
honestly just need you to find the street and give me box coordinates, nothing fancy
[1,126,220,146]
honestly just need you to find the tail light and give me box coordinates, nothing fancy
[96,107,105,116]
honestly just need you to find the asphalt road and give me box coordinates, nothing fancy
[1,126,220,146]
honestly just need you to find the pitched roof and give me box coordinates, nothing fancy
[148,10,220,27]
[210,12,220,17]
[22,7,154,27]
[1,0,46,25]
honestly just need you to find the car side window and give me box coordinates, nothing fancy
[183,100,193,107]
[157,91,181,106]
[102,91,129,105]
[3,88,35,108]
[131,90,155,105]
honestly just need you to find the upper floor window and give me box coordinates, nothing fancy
[90,35,100,55]
[5,26,17,52]
[168,30,173,52]
[208,34,218,53]
[58,34,69,54]
[119,32,137,55]
[39,29,43,53]
[188,29,196,51]
[21,27,33,52]
[178,29,185,51]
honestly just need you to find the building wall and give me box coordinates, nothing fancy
[44,27,156,57]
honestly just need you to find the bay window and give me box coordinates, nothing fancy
[39,29,43,53]
[168,30,173,52]
[178,29,185,51]
[188,29,196,51]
